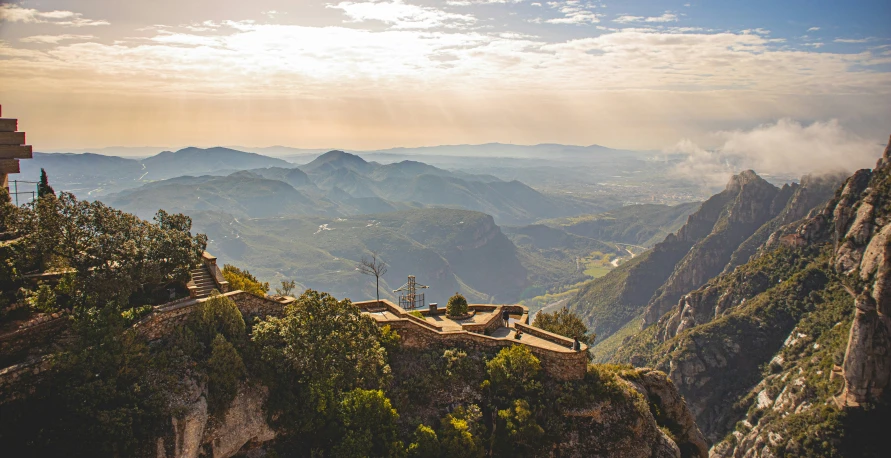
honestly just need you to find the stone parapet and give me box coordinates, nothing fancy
[354,299,587,380]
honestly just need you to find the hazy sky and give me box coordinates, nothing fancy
[1,0,890,158]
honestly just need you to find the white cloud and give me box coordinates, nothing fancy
[834,37,871,43]
[20,34,96,44]
[0,19,888,106]
[613,15,643,23]
[545,1,601,24]
[329,1,476,29]
[807,26,820,32]
[0,4,108,27]
[668,119,881,186]
[645,13,677,22]
[447,0,524,4]
[615,12,677,23]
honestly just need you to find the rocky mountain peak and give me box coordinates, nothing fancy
[725,169,766,193]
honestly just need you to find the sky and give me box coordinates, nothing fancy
[1,0,890,170]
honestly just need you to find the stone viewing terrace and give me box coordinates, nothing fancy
[354,299,589,380]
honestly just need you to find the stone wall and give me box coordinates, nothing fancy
[390,318,586,380]
[0,355,53,402]
[135,291,290,341]
[514,322,577,348]
[0,312,68,368]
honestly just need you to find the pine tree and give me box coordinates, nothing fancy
[37,168,55,198]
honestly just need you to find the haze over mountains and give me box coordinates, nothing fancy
[17,144,713,307]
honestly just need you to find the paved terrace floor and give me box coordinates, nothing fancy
[489,327,577,353]
[364,307,579,354]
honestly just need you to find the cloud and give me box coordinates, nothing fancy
[20,34,96,44]
[545,1,601,24]
[668,119,882,187]
[834,37,871,43]
[0,4,109,27]
[614,12,678,23]
[447,0,524,4]
[329,0,476,29]
[807,26,820,32]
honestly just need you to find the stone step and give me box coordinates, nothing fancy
[0,145,30,159]
[0,159,20,174]
[0,119,16,133]
[0,132,25,145]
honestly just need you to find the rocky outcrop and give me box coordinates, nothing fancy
[558,369,708,458]
[631,369,710,458]
[654,174,843,343]
[724,173,844,274]
[158,382,275,458]
[836,137,891,406]
[643,171,782,325]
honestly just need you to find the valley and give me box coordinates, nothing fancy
[6,137,889,457]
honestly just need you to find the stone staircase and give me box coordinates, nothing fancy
[188,265,218,298]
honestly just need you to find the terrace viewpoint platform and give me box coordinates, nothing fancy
[354,299,589,380]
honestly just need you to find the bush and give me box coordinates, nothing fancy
[486,345,541,399]
[251,290,390,447]
[206,334,246,417]
[446,293,468,317]
[333,388,402,458]
[439,406,485,458]
[222,264,269,297]
[26,283,57,313]
[532,306,594,344]
[407,424,439,458]
[194,292,246,347]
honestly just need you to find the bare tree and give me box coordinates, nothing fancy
[357,251,388,302]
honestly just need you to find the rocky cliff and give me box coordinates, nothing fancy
[566,172,762,344]
[643,171,784,325]
[612,137,891,456]
[158,382,275,458]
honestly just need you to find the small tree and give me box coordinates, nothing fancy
[206,334,246,416]
[38,168,55,198]
[447,293,468,318]
[275,279,297,297]
[439,405,485,458]
[407,424,439,458]
[357,251,387,302]
[532,306,594,344]
[222,264,269,297]
[333,388,403,458]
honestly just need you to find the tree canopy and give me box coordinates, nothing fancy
[532,306,594,344]
[251,290,390,450]
[222,264,269,297]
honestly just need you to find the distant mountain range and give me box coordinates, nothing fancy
[101,149,610,225]
[18,147,290,197]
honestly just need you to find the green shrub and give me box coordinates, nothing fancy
[439,406,485,458]
[533,306,594,344]
[26,283,57,313]
[206,334,246,417]
[446,293,468,317]
[194,292,245,347]
[333,388,402,458]
[222,264,269,297]
[407,424,439,458]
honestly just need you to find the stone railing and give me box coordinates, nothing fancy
[514,322,577,349]
[0,355,54,402]
[135,291,291,341]
[383,317,587,381]
[0,311,69,368]
[354,299,587,380]
[202,252,229,293]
